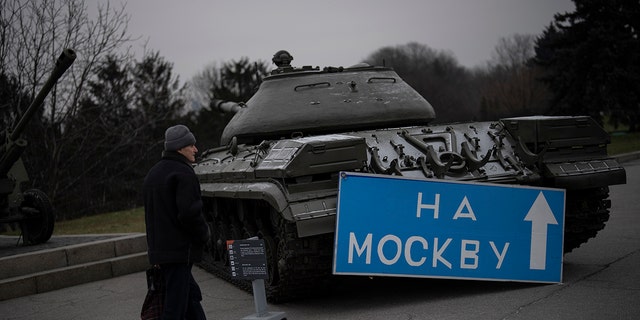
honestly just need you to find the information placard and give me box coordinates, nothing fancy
[227,239,269,280]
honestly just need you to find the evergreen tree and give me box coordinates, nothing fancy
[60,56,138,215]
[188,58,269,148]
[55,52,187,217]
[534,0,640,130]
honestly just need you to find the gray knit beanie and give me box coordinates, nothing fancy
[164,125,196,151]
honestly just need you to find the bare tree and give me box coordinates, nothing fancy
[478,34,550,119]
[0,0,134,216]
[365,42,478,123]
[490,34,536,71]
[1,0,132,119]
[187,62,222,112]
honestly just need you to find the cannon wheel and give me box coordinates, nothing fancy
[20,189,55,245]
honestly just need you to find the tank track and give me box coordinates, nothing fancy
[200,187,611,301]
[563,186,611,253]
[199,198,334,303]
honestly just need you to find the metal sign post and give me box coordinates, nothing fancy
[227,238,287,320]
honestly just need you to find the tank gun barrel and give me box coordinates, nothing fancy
[10,48,76,141]
[212,99,245,114]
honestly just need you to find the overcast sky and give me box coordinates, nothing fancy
[91,0,575,81]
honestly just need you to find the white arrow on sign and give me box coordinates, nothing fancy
[524,191,558,270]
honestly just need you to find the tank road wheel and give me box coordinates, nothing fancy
[258,232,279,287]
[263,212,335,303]
[19,189,55,245]
[238,201,258,238]
[563,187,611,253]
[215,220,231,266]
[203,220,216,260]
[201,201,220,267]
[267,226,295,302]
[201,199,227,264]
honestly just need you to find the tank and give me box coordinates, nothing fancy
[0,49,76,245]
[195,50,627,302]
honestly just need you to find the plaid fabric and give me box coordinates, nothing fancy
[141,267,165,320]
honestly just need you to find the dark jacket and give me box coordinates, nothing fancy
[143,151,209,265]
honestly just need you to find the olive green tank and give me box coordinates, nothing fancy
[194,50,626,302]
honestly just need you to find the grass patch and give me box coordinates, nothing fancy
[608,131,640,155]
[603,115,639,155]
[1,207,145,236]
[51,207,146,235]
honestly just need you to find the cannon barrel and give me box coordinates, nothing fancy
[10,48,76,141]
[0,49,75,176]
[211,99,245,114]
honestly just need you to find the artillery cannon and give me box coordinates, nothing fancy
[195,50,627,302]
[0,48,76,245]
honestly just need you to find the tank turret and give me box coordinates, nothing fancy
[195,50,626,302]
[0,49,76,244]
[216,50,435,145]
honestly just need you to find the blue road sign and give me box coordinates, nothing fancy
[333,172,565,283]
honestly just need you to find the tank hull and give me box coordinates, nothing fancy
[195,116,625,302]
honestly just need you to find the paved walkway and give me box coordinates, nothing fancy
[0,264,265,320]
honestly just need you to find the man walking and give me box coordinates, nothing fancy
[143,124,210,319]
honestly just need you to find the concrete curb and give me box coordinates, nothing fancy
[0,233,148,301]
[614,150,640,163]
